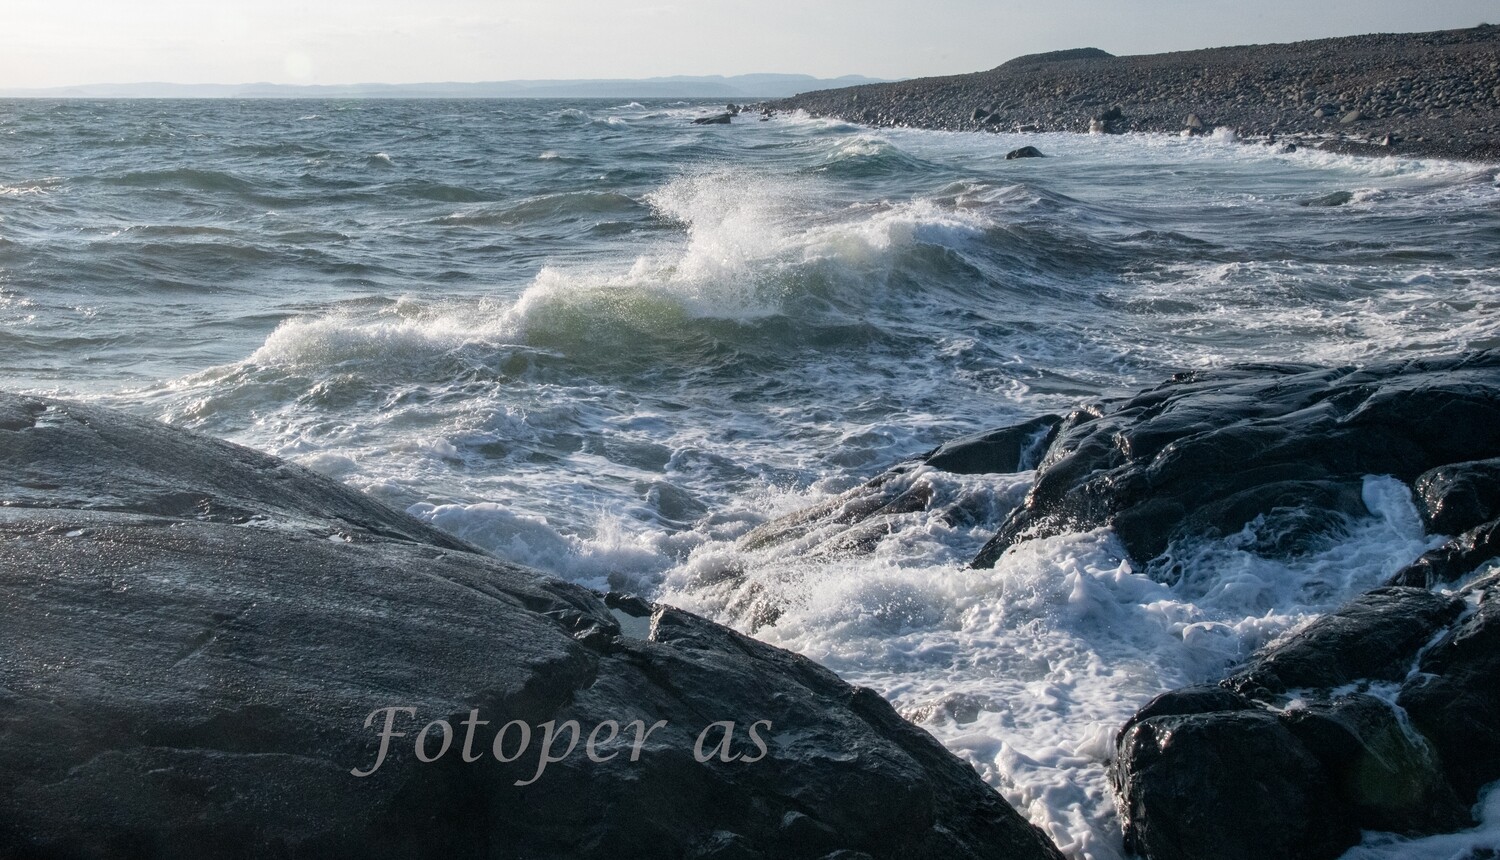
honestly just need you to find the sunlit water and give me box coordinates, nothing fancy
[4,98,1500,858]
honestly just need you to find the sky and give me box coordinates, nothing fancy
[3,0,1496,88]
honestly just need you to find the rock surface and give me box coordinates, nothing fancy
[1113,576,1500,860]
[736,414,1058,559]
[972,352,1500,569]
[771,25,1500,162]
[0,393,1063,860]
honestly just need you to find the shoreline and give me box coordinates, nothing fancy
[769,25,1500,164]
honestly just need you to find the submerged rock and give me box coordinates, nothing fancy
[0,393,1063,860]
[736,415,1058,557]
[1303,190,1356,207]
[692,113,733,125]
[972,352,1500,568]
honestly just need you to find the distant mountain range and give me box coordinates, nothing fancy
[0,74,889,100]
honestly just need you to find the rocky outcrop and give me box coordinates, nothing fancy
[1114,577,1499,860]
[1392,457,1500,587]
[972,352,1500,569]
[736,414,1059,557]
[0,393,1063,860]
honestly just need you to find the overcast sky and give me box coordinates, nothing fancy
[4,0,1495,88]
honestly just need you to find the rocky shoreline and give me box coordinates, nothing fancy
[770,25,1500,162]
[7,351,1500,858]
[742,350,1500,858]
[0,393,1062,860]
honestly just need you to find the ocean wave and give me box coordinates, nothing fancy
[99,168,257,193]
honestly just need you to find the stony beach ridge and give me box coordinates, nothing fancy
[771,25,1500,161]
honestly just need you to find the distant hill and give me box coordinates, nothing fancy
[0,74,890,100]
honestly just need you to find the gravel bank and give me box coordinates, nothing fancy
[771,25,1500,162]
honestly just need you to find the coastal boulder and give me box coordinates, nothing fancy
[1114,578,1499,860]
[0,393,1064,860]
[972,352,1500,568]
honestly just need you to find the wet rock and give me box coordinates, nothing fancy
[1399,574,1500,800]
[1226,587,1465,696]
[1415,457,1500,536]
[1115,574,1500,860]
[1281,695,1470,834]
[922,415,1061,475]
[972,352,1500,568]
[1389,518,1500,587]
[1114,709,1358,860]
[693,113,733,125]
[0,393,1064,860]
[1005,145,1046,159]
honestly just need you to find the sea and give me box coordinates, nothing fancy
[3,98,1500,859]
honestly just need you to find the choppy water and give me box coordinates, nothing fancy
[5,98,1500,858]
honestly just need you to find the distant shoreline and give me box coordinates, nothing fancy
[770,25,1500,163]
[0,74,887,102]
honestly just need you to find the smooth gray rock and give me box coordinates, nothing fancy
[0,393,1063,860]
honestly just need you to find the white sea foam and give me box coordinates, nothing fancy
[649,474,1436,860]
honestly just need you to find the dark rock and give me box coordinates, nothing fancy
[0,393,1063,860]
[1005,145,1046,159]
[1115,572,1500,860]
[1415,457,1500,535]
[1281,694,1470,834]
[922,415,1061,475]
[1116,686,1257,738]
[1097,105,1124,122]
[1114,709,1359,860]
[1390,518,1500,587]
[1399,574,1500,801]
[693,113,733,125]
[1227,586,1466,696]
[972,352,1500,568]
